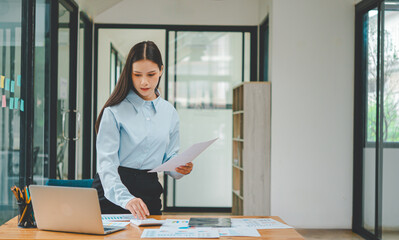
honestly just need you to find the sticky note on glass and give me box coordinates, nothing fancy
[1,95,5,108]
[14,97,19,109]
[9,97,14,110]
[17,75,21,86]
[20,99,24,111]
[11,80,15,93]
[0,75,4,88]
[5,78,10,91]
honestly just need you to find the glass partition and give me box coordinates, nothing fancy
[0,0,22,225]
[362,8,378,234]
[355,1,399,239]
[33,0,50,186]
[382,1,399,239]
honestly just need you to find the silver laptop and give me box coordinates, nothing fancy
[29,185,126,235]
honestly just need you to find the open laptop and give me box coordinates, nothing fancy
[29,185,126,235]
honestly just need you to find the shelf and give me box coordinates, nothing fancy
[232,82,271,216]
[233,164,243,171]
[232,190,244,200]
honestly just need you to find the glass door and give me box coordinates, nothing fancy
[355,1,399,239]
[0,0,23,225]
[166,31,250,209]
[362,7,378,235]
[54,0,78,180]
[381,1,399,239]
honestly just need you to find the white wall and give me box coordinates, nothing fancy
[268,0,355,228]
[95,0,261,25]
[97,30,112,114]
[258,0,271,24]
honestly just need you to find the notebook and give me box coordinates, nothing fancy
[29,185,126,235]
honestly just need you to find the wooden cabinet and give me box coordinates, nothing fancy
[232,82,271,216]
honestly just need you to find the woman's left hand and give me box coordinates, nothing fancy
[175,162,193,175]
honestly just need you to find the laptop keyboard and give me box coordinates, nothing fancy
[103,227,118,231]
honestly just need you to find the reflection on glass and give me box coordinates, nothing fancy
[0,0,22,225]
[171,31,247,207]
[382,2,399,239]
[57,3,70,179]
[33,0,50,185]
[363,8,378,234]
[76,18,85,179]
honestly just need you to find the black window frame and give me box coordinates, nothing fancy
[354,0,399,239]
[79,11,93,179]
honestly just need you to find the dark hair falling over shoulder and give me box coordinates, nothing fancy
[95,41,164,134]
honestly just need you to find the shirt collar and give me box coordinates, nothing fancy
[126,89,161,113]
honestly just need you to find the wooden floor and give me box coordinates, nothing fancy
[296,229,364,240]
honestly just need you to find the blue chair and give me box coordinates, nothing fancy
[45,179,94,188]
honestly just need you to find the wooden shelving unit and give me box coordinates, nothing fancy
[232,82,271,216]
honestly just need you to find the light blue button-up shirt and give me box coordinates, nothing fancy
[96,89,183,209]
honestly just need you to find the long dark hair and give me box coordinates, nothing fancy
[95,41,164,134]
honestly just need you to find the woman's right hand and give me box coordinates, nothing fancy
[125,198,150,220]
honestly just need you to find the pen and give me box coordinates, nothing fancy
[19,205,27,225]
[26,186,30,200]
[17,187,23,200]
[24,188,29,204]
[11,187,19,201]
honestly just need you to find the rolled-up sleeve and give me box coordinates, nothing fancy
[164,110,184,179]
[97,107,135,209]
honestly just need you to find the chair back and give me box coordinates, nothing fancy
[45,179,93,188]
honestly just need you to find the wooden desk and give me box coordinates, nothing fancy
[0,215,304,239]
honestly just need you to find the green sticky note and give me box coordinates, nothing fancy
[14,97,19,109]
[20,99,24,111]
[17,75,21,86]
[11,80,15,93]
[5,78,10,91]
[9,97,14,110]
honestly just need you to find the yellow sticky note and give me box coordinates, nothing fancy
[0,75,4,88]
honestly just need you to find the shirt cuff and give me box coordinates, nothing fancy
[121,196,136,210]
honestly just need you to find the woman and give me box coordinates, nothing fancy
[92,41,193,220]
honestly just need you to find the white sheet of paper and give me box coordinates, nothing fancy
[102,221,130,227]
[130,218,165,226]
[231,218,293,229]
[217,227,260,237]
[148,138,218,173]
[141,229,219,238]
[101,214,135,221]
[160,219,190,229]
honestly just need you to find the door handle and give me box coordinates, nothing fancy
[62,109,80,141]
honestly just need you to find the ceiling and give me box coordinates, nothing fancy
[75,0,123,19]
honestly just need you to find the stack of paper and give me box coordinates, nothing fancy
[102,221,130,227]
[141,229,220,238]
[101,214,134,228]
[150,218,292,238]
[231,218,293,229]
[101,214,136,221]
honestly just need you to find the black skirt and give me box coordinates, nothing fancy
[92,166,163,215]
